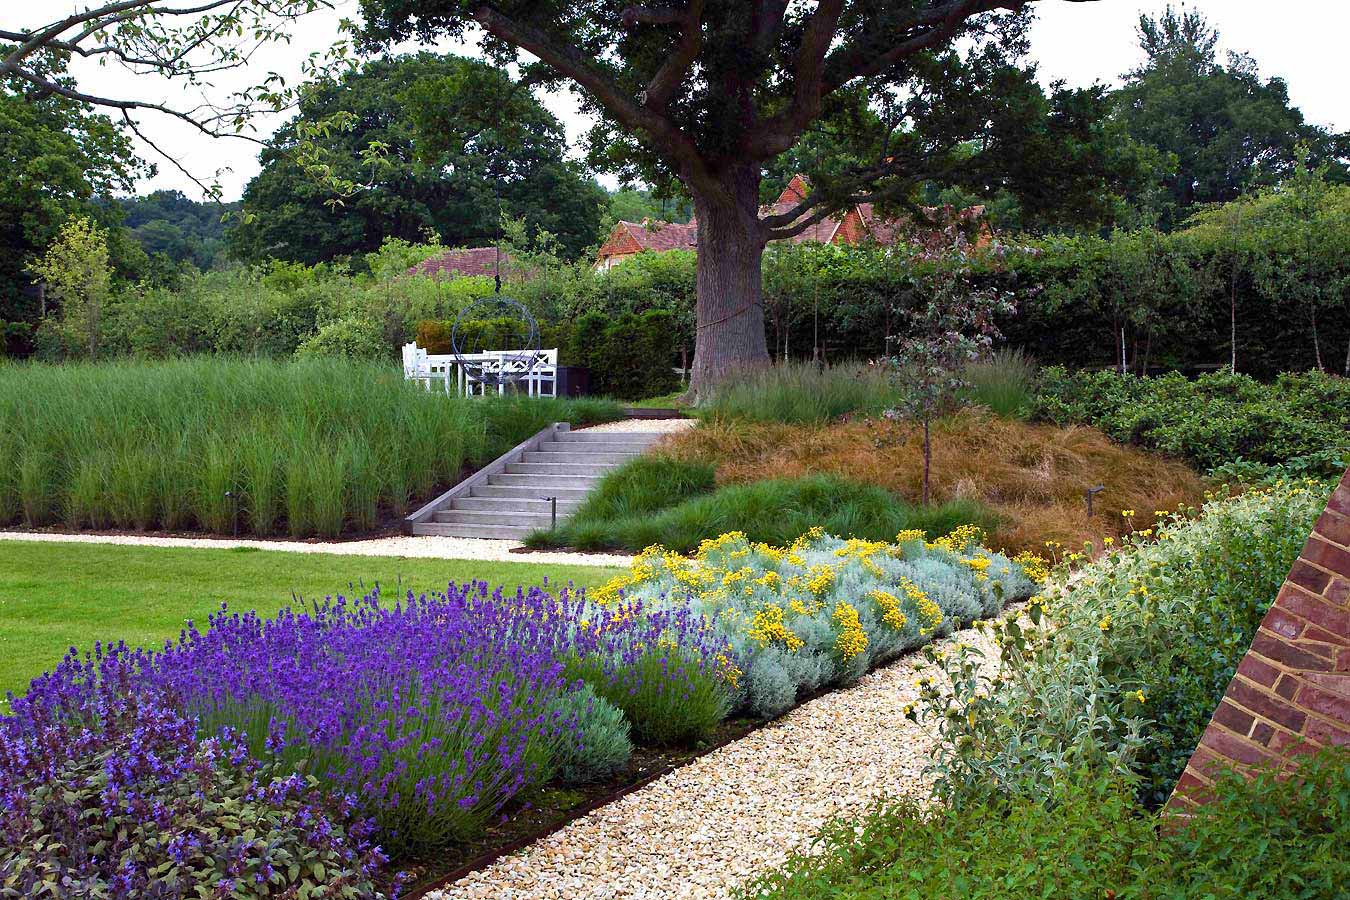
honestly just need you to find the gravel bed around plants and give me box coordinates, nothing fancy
[0,530,633,567]
[430,620,1003,900]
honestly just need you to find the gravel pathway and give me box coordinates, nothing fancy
[0,530,633,567]
[435,622,1001,900]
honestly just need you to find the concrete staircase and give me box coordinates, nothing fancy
[406,424,665,539]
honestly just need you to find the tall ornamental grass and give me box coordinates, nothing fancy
[0,358,621,537]
[697,361,905,425]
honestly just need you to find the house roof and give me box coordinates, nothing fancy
[611,220,698,254]
[594,176,991,266]
[408,247,519,279]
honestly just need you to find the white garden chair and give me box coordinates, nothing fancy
[401,342,437,391]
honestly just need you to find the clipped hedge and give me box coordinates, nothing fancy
[567,309,681,400]
[1034,368,1350,475]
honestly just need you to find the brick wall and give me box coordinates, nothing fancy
[1168,469,1350,810]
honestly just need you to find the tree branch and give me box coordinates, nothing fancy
[471,2,729,204]
[749,0,1028,158]
[630,0,704,112]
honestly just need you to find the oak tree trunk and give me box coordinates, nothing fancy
[686,167,771,401]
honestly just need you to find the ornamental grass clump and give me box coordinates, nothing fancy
[144,583,584,854]
[0,646,385,899]
[595,527,1038,719]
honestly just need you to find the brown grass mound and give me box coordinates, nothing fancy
[665,410,1207,554]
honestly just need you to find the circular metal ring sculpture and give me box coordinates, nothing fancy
[451,294,542,390]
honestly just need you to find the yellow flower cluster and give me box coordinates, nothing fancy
[927,524,986,554]
[898,576,944,635]
[715,652,743,689]
[804,563,836,596]
[895,529,927,545]
[832,601,868,660]
[867,588,908,630]
[960,555,992,581]
[1011,550,1051,584]
[834,537,891,577]
[748,603,804,652]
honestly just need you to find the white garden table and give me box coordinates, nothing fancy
[402,343,558,397]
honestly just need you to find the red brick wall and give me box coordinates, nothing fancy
[1168,469,1350,809]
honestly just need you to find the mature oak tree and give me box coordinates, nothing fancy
[360,0,1097,397]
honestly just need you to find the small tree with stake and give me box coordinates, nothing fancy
[887,244,1015,505]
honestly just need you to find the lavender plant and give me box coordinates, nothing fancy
[0,646,386,899]
[145,584,583,854]
[2,576,741,880]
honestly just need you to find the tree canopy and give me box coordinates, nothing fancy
[228,52,607,266]
[0,49,147,326]
[1114,5,1349,229]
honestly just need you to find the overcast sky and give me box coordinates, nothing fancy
[21,0,1350,200]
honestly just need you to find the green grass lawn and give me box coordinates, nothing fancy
[0,540,623,700]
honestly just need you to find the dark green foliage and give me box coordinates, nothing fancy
[533,471,998,554]
[1,53,147,332]
[415,317,533,356]
[117,190,238,271]
[565,309,680,400]
[1034,368,1350,476]
[746,750,1350,900]
[227,53,605,266]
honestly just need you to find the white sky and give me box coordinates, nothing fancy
[14,0,1349,200]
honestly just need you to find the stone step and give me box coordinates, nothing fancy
[489,473,605,488]
[433,509,556,527]
[471,484,592,502]
[413,522,538,540]
[452,496,581,514]
[534,441,653,455]
[521,450,634,465]
[506,461,619,476]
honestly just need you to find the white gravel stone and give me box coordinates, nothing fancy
[429,621,1003,900]
[579,418,695,433]
[0,531,632,568]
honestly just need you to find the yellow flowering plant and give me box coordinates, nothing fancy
[590,526,1038,718]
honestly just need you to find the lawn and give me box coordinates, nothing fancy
[0,540,622,698]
